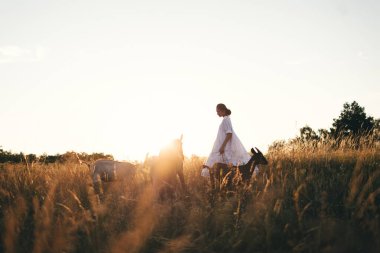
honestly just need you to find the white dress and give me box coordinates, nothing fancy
[205,116,250,167]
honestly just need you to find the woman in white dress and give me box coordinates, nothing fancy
[204,103,251,168]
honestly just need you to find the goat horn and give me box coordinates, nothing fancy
[255,147,262,154]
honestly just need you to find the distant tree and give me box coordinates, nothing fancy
[318,129,330,140]
[27,154,37,163]
[0,148,7,163]
[0,149,116,164]
[46,154,60,163]
[270,101,378,151]
[59,151,79,163]
[0,148,23,163]
[374,119,380,137]
[73,152,114,163]
[330,101,376,138]
[91,152,114,161]
[299,126,319,142]
[58,151,114,163]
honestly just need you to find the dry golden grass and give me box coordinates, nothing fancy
[1,137,379,253]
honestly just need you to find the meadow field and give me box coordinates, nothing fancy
[1,138,379,253]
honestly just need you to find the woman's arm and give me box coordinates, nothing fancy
[219,133,232,154]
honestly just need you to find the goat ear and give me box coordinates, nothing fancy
[255,147,268,164]
[251,148,257,154]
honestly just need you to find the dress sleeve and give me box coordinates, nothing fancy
[222,117,233,134]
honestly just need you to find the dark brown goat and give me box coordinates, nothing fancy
[209,147,268,191]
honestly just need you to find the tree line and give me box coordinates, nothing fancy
[298,101,378,141]
[0,149,113,164]
[270,101,379,151]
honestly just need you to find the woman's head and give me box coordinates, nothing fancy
[216,103,231,117]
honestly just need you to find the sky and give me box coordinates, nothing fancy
[1,0,379,161]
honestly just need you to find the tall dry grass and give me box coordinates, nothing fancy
[1,136,379,253]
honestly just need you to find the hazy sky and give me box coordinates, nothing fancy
[1,0,379,161]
